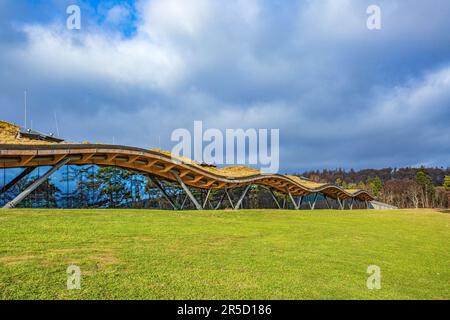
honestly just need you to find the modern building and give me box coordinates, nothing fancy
[0,120,375,210]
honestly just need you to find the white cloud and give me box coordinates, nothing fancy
[105,5,131,25]
[297,0,368,41]
[12,0,265,92]
[367,66,450,128]
[14,24,185,91]
[139,0,212,38]
[1,0,450,170]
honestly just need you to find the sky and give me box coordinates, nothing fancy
[0,0,449,172]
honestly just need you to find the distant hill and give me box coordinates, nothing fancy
[299,167,450,186]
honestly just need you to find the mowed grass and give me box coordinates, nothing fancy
[0,209,448,300]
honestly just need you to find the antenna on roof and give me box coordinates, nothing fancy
[24,90,27,129]
[54,111,60,137]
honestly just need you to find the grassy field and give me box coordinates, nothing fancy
[0,209,448,300]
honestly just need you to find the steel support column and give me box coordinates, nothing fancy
[3,158,70,209]
[224,188,235,209]
[171,171,202,210]
[286,189,299,210]
[310,193,319,210]
[298,196,304,209]
[0,167,37,195]
[234,185,251,210]
[267,187,281,209]
[180,194,189,210]
[324,195,331,209]
[350,198,355,210]
[202,188,212,209]
[337,197,344,210]
[214,191,226,210]
[148,176,178,210]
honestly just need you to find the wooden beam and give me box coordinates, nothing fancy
[159,164,176,173]
[191,175,205,183]
[126,155,141,164]
[19,155,35,166]
[106,154,118,162]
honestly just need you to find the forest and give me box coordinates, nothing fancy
[301,167,450,208]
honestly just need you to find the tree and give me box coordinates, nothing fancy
[406,182,421,209]
[335,178,345,188]
[415,167,435,208]
[367,176,383,198]
[65,166,143,209]
[444,176,450,191]
[435,187,450,209]
[7,173,61,208]
[382,179,419,208]
[95,167,133,208]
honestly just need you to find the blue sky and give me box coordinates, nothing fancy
[0,0,449,172]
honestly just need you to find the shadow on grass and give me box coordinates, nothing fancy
[438,209,450,214]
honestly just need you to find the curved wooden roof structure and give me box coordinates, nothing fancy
[0,121,373,201]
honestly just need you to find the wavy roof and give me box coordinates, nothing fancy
[0,120,374,201]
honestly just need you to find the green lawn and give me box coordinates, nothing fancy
[0,209,448,300]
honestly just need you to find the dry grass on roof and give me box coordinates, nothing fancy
[151,149,260,178]
[287,175,328,189]
[204,166,260,178]
[151,149,199,166]
[345,189,365,195]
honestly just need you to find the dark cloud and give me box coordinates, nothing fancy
[0,0,449,172]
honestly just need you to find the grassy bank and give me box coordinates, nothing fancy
[0,209,448,299]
